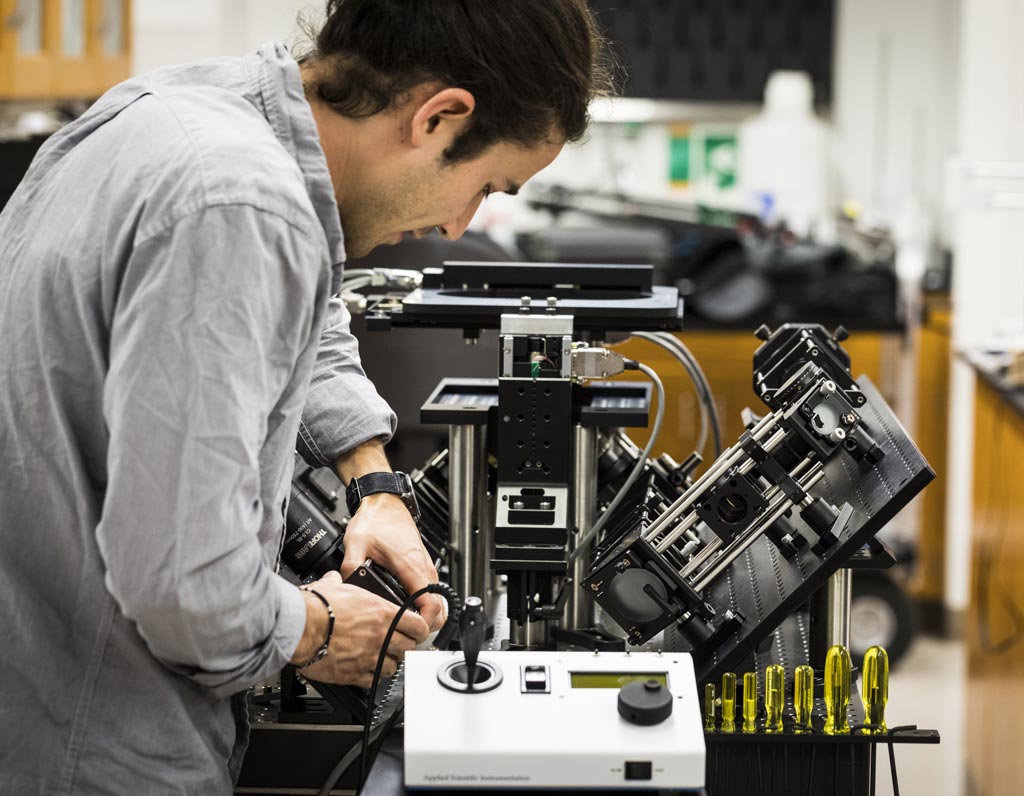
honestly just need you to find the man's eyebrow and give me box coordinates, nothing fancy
[505,182,520,196]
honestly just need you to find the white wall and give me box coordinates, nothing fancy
[832,0,960,240]
[944,0,1024,616]
[132,0,315,74]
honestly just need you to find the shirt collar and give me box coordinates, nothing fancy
[251,42,346,291]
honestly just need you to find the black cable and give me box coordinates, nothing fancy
[804,744,816,796]
[884,724,918,796]
[567,361,665,562]
[316,704,404,796]
[356,582,461,794]
[888,737,900,796]
[870,737,877,796]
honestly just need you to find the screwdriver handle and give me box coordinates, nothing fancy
[824,645,852,735]
[704,683,717,732]
[860,645,889,734]
[764,664,784,733]
[720,672,737,733]
[794,664,815,733]
[742,672,758,733]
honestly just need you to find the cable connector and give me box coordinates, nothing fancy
[570,346,627,382]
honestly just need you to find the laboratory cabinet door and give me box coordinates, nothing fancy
[0,0,129,98]
[48,0,96,97]
[91,0,129,92]
[0,0,56,98]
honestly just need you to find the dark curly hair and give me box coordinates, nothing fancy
[301,0,616,163]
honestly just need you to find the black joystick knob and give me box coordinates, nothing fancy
[459,596,486,688]
[618,679,673,726]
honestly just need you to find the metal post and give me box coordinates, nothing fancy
[509,618,550,649]
[826,568,853,649]
[449,425,487,607]
[564,424,598,629]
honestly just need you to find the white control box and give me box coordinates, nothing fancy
[404,650,705,790]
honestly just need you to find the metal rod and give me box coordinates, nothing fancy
[651,425,793,553]
[692,467,825,591]
[448,425,486,608]
[642,414,778,542]
[564,424,598,629]
[826,568,853,649]
[680,536,724,579]
[509,618,550,648]
[653,511,701,553]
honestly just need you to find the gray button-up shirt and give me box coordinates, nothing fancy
[0,43,396,794]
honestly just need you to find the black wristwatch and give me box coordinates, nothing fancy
[345,471,420,522]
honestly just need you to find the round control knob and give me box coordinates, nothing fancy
[607,569,668,625]
[618,679,673,725]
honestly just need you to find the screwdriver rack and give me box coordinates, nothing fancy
[699,616,940,796]
[703,693,940,796]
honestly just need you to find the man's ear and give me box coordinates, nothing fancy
[409,87,475,149]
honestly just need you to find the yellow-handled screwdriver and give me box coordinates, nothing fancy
[742,672,758,733]
[861,645,889,734]
[720,672,737,733]
[704,682,717,732]
[764,664,785,733]
[793,664,814,733]
[824,645,852,735]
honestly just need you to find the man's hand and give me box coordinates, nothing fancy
[335,439,443,632]
[341,492,443,631]
[291,571,430,688]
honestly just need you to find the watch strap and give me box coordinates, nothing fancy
[345,471,406,515]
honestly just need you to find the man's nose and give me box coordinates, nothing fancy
[437,194,485,241]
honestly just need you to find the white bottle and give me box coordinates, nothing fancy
[738,71,832,239]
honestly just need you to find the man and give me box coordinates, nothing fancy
[0,0,611,793]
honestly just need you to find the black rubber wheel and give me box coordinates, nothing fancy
[850,572,916,667]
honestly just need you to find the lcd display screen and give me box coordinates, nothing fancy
[569,672,669,689]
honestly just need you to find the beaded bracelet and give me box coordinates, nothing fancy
[297,587,335,669]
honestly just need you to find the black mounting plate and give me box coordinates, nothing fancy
[365,262,683,333]
[419,378,651,428]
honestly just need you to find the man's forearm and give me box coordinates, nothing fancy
[334,437,391,485]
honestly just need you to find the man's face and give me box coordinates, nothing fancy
[339,138,563,258]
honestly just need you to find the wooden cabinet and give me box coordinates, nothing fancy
[50,0,95,97]
[0,0,129,99]
[92,0,130,94]
[965,374,1024,796]
[1,0,56,97]
[910,298,952,605]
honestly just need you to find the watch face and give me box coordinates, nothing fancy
[395,472,421,522]
[345,480,360,516]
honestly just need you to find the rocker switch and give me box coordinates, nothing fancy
[521,665,550,693]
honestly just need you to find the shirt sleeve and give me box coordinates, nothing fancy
[296,295,397,468]
[96,203,321,697]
